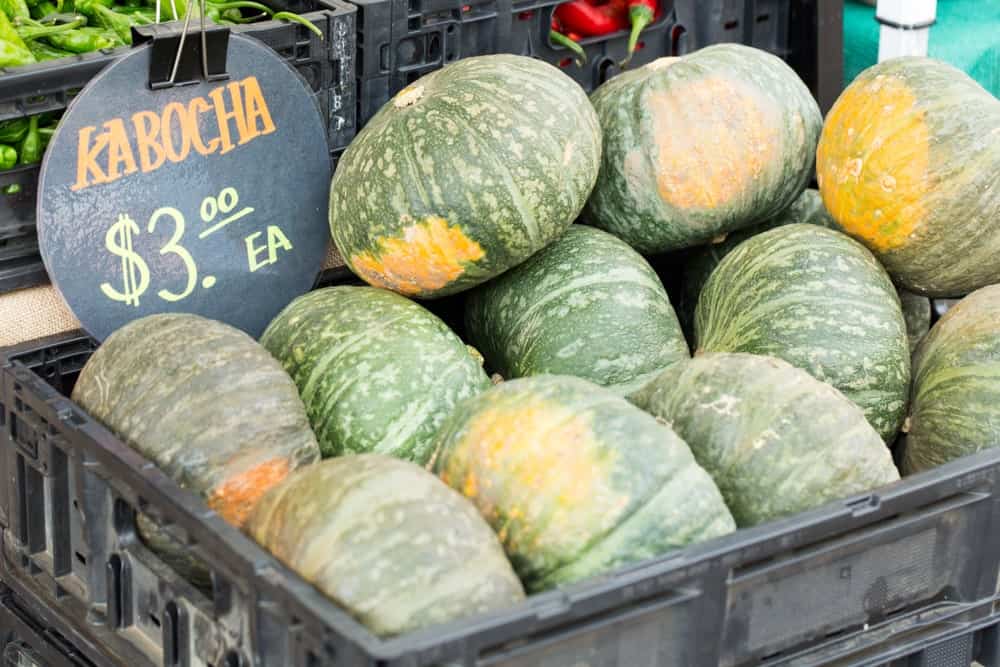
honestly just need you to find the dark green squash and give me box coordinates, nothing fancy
[431,375,735,592]
[465,225,689,394]
[585,44,822,254]
[247,454,525,637]
[632,353,899,526]
[695,224,911,442]
[902,285,1000,474]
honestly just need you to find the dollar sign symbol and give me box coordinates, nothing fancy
[101,214,150,307]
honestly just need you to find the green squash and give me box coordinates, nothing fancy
[678,188,838,333]
[261,286,491,464]
[902,285,1000,474]
[818,57,1000,297]
[247,454,525,637]
[329,54,602,299]
[899,288,931,354]
[71,314,321,586]
[465,225,689,394]
[585,44,822,254]
[695,224,910,442]
[632,353,900,526]
[431,375,735,593]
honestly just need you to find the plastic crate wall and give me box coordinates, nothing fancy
[2,328,1000,666]
[0,0,356,296]
[673,0,788,55]
[352,0,680,126]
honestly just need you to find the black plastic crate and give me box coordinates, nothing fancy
[674,0,788,55]
[352,0,679,126]
[2,328,1000,666]
[0,588,95,667]
[0,0,356,295]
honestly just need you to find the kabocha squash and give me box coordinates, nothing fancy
[678,188,838,332]
[817,57,1000,297]
[695,224,910,442]
[465,225,688,394]
[585,44,822,254]
[899,289,931,354]
[71,314,321,586]
[329,54,602,299]
[261,286,491,464]
[902,286,1000,474]
[247,454,525,637]
[431,375,735,593]
[632,353,900,526]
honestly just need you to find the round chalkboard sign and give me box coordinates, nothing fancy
[37,33,331,341]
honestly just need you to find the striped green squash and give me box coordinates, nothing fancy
[585,44,822,254]
[678,188,838,332]
[902,285,1000,474]
[247,454,525,637]
[899,289,931,354]
[632,353,899,526]
[72,314,321,587]
[329,54,602,299]
[431,375,735,592]
[261,286,491,464]
[465,225,688,394]
[695,224,910,442]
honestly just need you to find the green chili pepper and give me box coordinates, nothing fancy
[43,25,118,51]
[0,144,17,170]
[0,12,35,64]
[1,0,32,20]
[0,119,27,144]
[76,0,132,42]
[18,115,40,165]
[272,11,322,37]
[16,16,86,41]
[3,184,21,195]
[30,0,59,17]
[27,36,71,58]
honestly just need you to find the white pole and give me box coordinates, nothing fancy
[876,0,937,62]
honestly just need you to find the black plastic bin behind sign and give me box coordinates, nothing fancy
[1,325,1000,666]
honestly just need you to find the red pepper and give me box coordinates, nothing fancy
[554,0,628,37]
[621,0,657,65]
[549,14,587,65]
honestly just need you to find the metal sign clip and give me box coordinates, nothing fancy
[131,0,230,89]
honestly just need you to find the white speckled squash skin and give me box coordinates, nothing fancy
[585,44,822,254]
[329,54,602,299]
[71,313,321,587]
[465,225,689,394]
[260,286,491,464]
[431,375,735,593]
[694,224,911,442]
[246,454,525,637]
[902,285,1000,474]
[631,353,900,526]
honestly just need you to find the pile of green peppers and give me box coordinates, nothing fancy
[0,0,320,174]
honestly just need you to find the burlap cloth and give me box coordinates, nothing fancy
[0,244,347,349]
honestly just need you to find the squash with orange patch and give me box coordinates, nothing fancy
[430,375,735,592]
[585,44,822,254]
[329,54,602,298]
[71,314,320,587]
[817,57,1000,297]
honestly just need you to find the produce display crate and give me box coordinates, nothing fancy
[3,326,1000,666]
[352,0,680,127]
[0,0,357,295]
[673,0,788,55]
[0,587,96,667]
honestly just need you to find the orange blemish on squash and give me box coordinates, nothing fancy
[647,76,780,210]
[350,216,485,296]
[208,457,293,528]
[817,74,928,252]
[440,400,627,556]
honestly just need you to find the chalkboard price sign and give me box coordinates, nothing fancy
[37,33,332,341]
